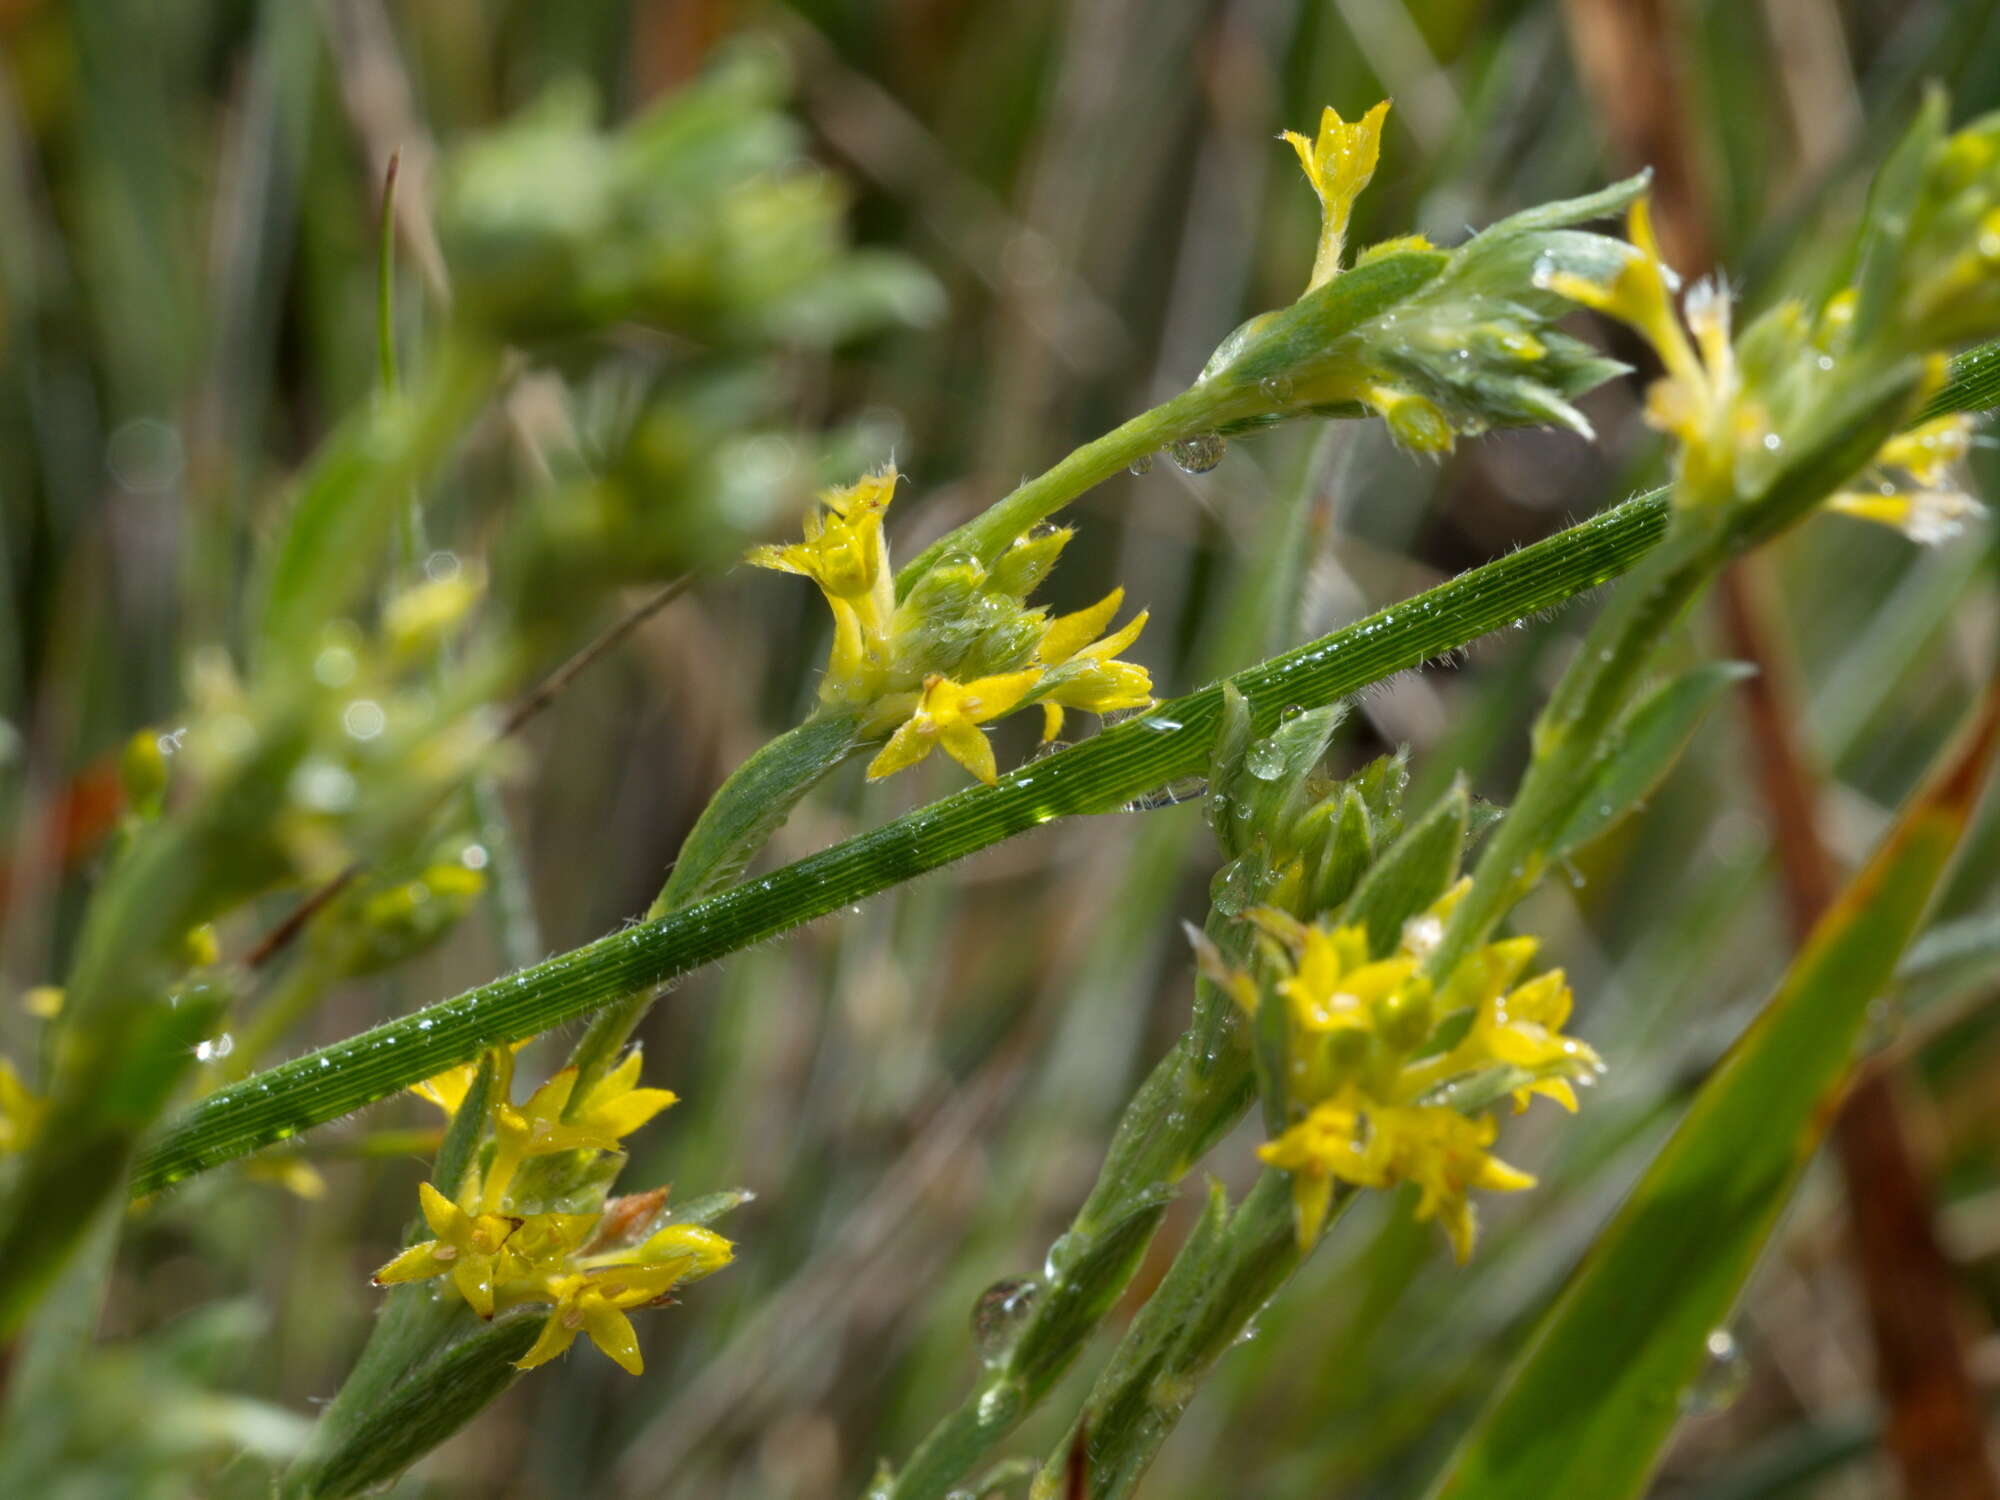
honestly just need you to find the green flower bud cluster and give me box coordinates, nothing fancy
[1203,686,1410,920]
[1858,98,2000,350]
[1195,171,1644,454]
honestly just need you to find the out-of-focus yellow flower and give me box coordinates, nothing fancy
[0,1057,46,1153]
[384,571,484,659]
[748,467,899,695]
[1826,485,1985,544]
[20,986,64,1020]
[371,1181,522,1318]
[1283,101,1391,293]
[244,1154,329,1200]
[1031,588,1153,741]
[1827,413,1985,544]
[1359,1104,1536,1263]
[865,670,1042,785]
[1257,1091,1367,1247]
[1535,200,1761,505]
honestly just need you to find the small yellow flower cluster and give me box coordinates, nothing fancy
[749,468,1153,784]
[1826,412,1985,544]
[1206,883,1600,1261]
[1541,198,1985,541]
[374,1047,732,1375]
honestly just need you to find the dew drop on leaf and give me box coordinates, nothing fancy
[970,1277,1040,1365]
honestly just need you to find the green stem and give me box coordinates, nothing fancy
[895,386,1222,591]
[883,939,1256,1500]
[130,491,1677,1196]
[1035,1172,1329,1500]
[563,711,866,1095]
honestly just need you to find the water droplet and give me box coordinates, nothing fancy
[1245,739,1287,781]
[1128,453,1155,476]
[1044,1232,1085,1281]
[343,699,387,741]
[970,1278,1040,1364]
[1259,374,1295,405]
[1168,433,1227,474]
[194,1033,235,1062]
[1683,1328,1749,1413]
[975,1380,1025,1427]
[1122,776,1208,813]
[1211,855,1259,915]
[1761,432,1782,452]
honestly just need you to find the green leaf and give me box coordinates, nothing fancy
[279,1311,540,1500]
[1551,661,1756,855]
[1344,781,1470,958]
[1424,682,2000,1500]
[130,491,1679,1195]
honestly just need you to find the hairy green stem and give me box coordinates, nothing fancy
[563,710,866,1096]
[1035,1171,1327,1500]
[131,490,1675,1195]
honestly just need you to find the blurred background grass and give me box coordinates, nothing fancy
[2,1,1998,1496]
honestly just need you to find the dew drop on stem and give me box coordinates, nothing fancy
[1169,433,1226,474]
[1128,452,1154,476]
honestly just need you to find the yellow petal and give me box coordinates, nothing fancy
[581,1300,645,1375]
[371,1241,452,1287]
[956,671,1042,725]
[1041,702,1066,743]
[418,1180,466,1241]
[452,1255,498,1319]
[1037,589,1125,666]
[588,1087,678,1140]
[938,717,999,785]
[1291,1171,1335,1252]
[1081,607,1148,663]
[514,1311,581,1371]
[865,715,936,781]
[522,1069,580,1124]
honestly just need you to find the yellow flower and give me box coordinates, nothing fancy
[1031,587,1153,741]
[865,670,1043,785]
[243,1154,328,1201]
[514,1226,735,1375]
[1359,1104,1536,1263]
[1827,414,1984,544]
[371,1181,522,1318]
[747,467,900,694]
[1826,485,1985,544]
[1283,100,1391,293]
[481,1056,678,1212]
[0,1057,46,1153]
[1873,413,1974,487]
[1258,1092,1370,1246]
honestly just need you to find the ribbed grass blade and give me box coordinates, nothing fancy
[132,489,1674,1194]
